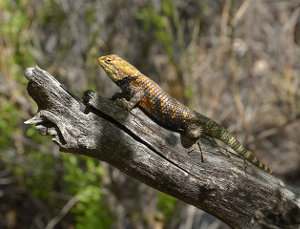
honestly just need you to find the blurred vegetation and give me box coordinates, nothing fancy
[0,0,300,228]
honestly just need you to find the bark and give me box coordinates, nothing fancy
[24,66,300,229]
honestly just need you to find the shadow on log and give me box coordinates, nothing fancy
[24,66,300,229]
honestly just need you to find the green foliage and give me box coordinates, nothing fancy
[184,86,194,100]
[64,155,103,192]
[0,0,34,84]
[38,0,66,26]
[63,155,113,228]
[136,0,176,58]
[0,1,27,39]
[84,7,97,25]
[75,186,112,229]
[157,192,177,221]
[0,101,20,148]
[24,150,56,200]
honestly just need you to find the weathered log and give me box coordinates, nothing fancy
[24,66,300,229]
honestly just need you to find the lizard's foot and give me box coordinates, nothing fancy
[111,91,142,111]
[114,98,134,111]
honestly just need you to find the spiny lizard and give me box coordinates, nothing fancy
[96,54,271,173]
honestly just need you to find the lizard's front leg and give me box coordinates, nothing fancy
[112,90,144,111]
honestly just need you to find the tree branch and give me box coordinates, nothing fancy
[24,66,300,229]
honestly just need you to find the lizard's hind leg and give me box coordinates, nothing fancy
[181,124,203,148]
[182,124,204,162]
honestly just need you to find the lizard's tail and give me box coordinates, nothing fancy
[196,114,272,173]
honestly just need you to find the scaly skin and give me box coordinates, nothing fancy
[97,54,271,173]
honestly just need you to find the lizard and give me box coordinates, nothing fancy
[94,54,272,173]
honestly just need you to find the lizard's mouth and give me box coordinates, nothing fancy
[97,56,107,68]
[98,57,112,73]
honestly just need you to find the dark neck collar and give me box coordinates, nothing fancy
[116,76,137,87]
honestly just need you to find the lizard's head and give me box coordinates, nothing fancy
[98,54,140,81]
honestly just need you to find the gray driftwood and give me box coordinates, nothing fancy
[24,66,300,229]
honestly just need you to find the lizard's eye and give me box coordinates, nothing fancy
[105,58,112,64]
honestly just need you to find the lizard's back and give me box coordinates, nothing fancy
[134,74,196,132]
